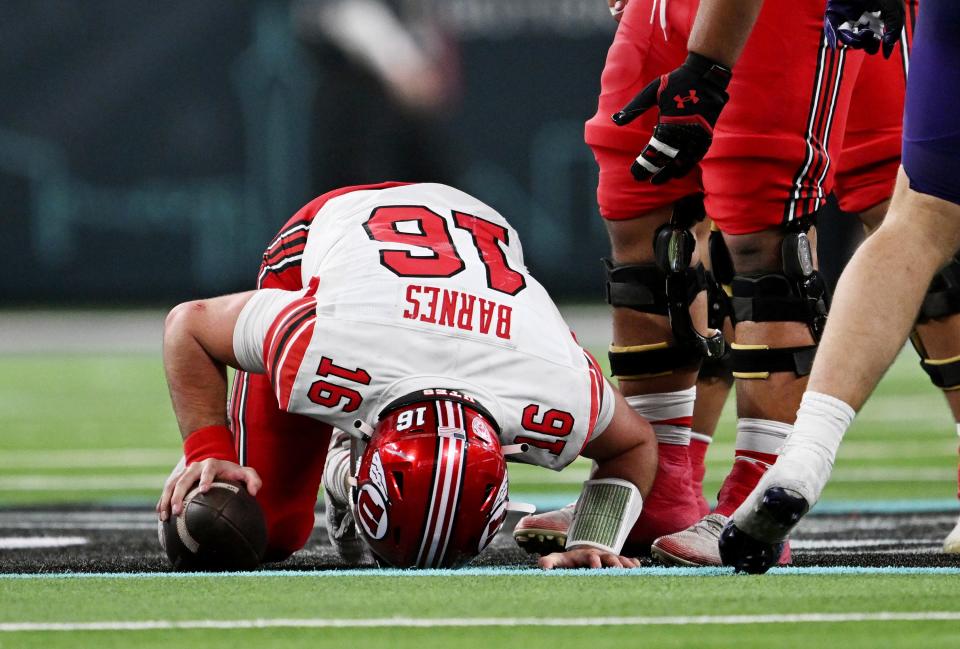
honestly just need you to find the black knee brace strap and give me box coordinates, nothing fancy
[726,224,826,378]
[911,326,960,389]
[604,259,706,315]
[909,256,960,389]
[728,274,821,378]
[609,342,702,379]
[918,254,960,323]
[729,343,817,379]
[730,273,824,325]
[697,267,732,379]
[698,349,734,381]
[603,260,712,377]
[705,268,732,332]
[918,355,960,390]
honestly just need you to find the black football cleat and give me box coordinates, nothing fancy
[761,486,811,528]
[718,521,784,574]
[718,486,810,574]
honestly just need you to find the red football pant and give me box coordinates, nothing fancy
[584,0,916,231]
[229,370,331,561]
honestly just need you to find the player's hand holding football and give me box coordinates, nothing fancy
[538,547,641,570]
[612,52,732,185]
[157,457,261,522]
[824,0,905,58]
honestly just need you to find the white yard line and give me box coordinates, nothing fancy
[791,539,942,549]
[0,475,166,490]
[0,449,177,469]
[2,612,960,632]
[827,468,956,482]
[0,510,328,531]
[704,440,957,460]
[513,465,957,485]
[3,466,951,491]
[0,537,86,549]
[0,311,164,354]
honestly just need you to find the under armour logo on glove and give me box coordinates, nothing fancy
[824,0,905,58]
[612,53,731,185]
[674,91,699,109]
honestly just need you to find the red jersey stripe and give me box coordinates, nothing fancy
[581,350,605,452]
[262,298,317,377]
[274,317,316,410]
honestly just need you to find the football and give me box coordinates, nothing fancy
[158,479,267,572]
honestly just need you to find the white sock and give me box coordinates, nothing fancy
[690,431,713,445]
[755,391,855,505]
[325,447,352,505]
[626,387,696,445]
[735,418,792,456]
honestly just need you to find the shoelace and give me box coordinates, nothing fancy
[696,515,728,539]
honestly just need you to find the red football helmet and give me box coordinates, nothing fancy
[352,388,509,568]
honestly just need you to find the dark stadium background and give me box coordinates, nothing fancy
[0,0,864,307]
[0,0,617,304]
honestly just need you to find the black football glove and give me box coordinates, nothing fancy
[612,52,732,185]
[824,0,905,58]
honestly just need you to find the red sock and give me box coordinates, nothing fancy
[626,442,701,551]
[689,435,711,516]
[713,450,778,517]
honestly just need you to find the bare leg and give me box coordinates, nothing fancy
[809,172,960,409]
[861,197,960,511]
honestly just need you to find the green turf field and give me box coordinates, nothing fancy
[2,572,959,648]
[1,348,956,505]
[3,339,960,649]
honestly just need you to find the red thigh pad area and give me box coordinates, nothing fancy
[585,0,699,220]
[231,370,332,561]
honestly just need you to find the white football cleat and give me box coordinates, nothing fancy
[944,513,960,554]
[513,503,575,555]
[323,429,369,564]
[651,513,728,566]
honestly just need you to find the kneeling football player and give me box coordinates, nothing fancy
[157,182,658,569]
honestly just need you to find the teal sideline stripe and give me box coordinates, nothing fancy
[515,494,960,515]
[3,566,960,580]
[87,495,960,514]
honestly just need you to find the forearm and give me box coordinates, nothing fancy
[590,436,657,497]
[581,389,657,497]
[688,0,765,67]
[163,302,231,439]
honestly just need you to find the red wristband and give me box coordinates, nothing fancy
[183,425,238,464]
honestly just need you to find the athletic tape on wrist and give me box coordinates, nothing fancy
[183,425,238,465]
[565,478,643,554]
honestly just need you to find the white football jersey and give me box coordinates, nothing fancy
[233,183,614,470]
